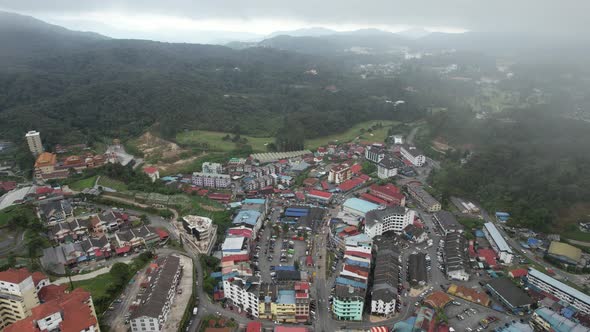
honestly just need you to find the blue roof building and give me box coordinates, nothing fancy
[276,290,296,305]
[232,210,261,227]
[243,198,266,205]
[343,198,380,216]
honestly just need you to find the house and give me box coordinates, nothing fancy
[115,226,159,248]
[403,224,428,243]
[485,278,533,314]
[143,166,160,182]
[38,199,73,224]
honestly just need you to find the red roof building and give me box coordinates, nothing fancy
[350,164,362,174]
[509,268,528,278]
[247,322,263,332]
[156,229,169,240]
[143,166,158,174]
[5,288,98,332]
[35,187,53,195]
[115,246,131,255]
[338,178,365,192]
[359,192,388,206]
[38,284,69,302]
[477,248,497,267]
[221,254,250,263]
[369,183,405,206]
[306,189,332,201]
[0,181,17,192]
[345,250,371,259]
[207,192,232,202]
[0,268,37,284]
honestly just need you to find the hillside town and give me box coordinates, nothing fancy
[0,128,590,332]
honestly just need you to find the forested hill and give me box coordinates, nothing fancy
[428,107,590,232]
[0,12,427,147]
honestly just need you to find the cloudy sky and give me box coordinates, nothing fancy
[0,0,587,44]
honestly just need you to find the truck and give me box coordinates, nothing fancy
[192,307,198,315]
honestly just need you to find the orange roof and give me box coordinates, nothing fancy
[424,291,452,308]
[38,284,69,302]
[0,268,33,284]
[143,166,159,174]
[32,271,48,286]
[34,152,57,168]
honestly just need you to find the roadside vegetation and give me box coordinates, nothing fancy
[72,252,154,315]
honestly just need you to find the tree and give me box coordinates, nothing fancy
[110,263,131,285]
[361,161,377,174]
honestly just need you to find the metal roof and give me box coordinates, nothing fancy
[484,222,512,253]
[529,268,590,306]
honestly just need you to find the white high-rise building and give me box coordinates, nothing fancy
[25,131,43,156]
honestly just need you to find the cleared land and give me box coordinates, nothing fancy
[305,120,398,149]
[97,176,128,192]
[177,120,399,153]
[176,130,271,152]
[69,175,97,191]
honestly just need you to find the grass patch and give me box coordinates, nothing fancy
[561,231,590,243]
[72,273,115,299]
[0,205,36,228]
[97,176,128,192]
[177,130,272,152]
[305,120,398,150]
[69,175,97,191]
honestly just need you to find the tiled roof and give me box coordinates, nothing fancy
[0,268,34,284]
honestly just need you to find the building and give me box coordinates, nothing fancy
[202,162,223,174]
[38,199,74,224]
[0,269,43,329]
[115,226,159,249]
[25,131,43,156]
[400,145,426,167]
[377,156,402,179]
[224,278,260,317]
[4,288,99,332]
[365,146,386,163]
[406,183,441,212]
[547,242,582,265]
[182,215,213,242]
[222,236,249,257]
[328,164,352,184]
[130,255,182,332]
[529,307,590,332]
[333,285,365,321]
[342,198,380,217]
[444,233,469,281]
[364,206,416,238]
[447,284,490,306]
[192,172,231,188]
[482,222,513,264]
[306,189,333,203]
[527,268,590,314]
[403,224,428,243]
[392,135,403,145]
[370,237,401,317]
[433,211,463,235]
[143,167,160,182]
[408,253,428,287]
[369,184,405,206]
[485,278,533,314]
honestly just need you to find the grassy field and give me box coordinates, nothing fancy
[69,175,97,191]
[0,205,36,228]
[176,130,272,152]
[177,120,399,153]
[97,176,128,192]
[305,120,399,149]
[561,231,590,243]
[72,273,115,299]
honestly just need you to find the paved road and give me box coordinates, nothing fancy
[53,255,136,284]
[107,267,148,332]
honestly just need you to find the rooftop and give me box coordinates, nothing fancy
[343,197,380,214]
[222,236,246,251]
[528,268,590,305]
[484,222,512,253]
[487,278,533,307]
